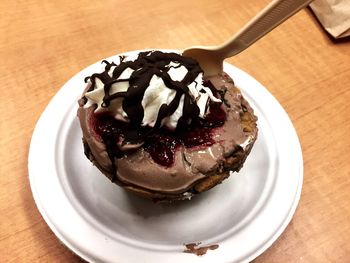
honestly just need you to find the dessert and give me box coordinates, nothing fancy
[77,50,257,201]
[183,242,219,256]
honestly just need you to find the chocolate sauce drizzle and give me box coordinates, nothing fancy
[85,51,208,133]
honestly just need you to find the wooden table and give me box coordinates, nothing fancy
[1,0,349,262]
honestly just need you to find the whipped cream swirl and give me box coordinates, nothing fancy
[84,51,221,130]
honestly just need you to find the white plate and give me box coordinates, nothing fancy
[28,50,303,263]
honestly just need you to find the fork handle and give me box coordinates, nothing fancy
[219,0,314,58]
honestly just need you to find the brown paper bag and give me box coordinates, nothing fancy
[310,0,350,38]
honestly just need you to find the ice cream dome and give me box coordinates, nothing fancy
[78,50,258,201]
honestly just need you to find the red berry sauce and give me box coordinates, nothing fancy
[91,103,226,167]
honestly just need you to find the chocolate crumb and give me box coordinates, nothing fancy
[183,242,219,256]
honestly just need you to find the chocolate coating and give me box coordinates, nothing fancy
[78,80,257,199]
[78,51,258,201]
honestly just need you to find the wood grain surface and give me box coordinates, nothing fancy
[1,0,349,262]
